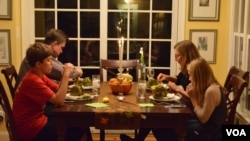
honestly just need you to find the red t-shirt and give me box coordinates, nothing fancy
[13,70,58,141]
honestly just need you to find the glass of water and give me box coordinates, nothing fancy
[137,80,146,99]
[147,68,155,80]
[92,74,100,96]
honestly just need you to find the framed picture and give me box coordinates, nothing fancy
[0,0,12,20]
[190,29,217,63]
[0,30,11,65]
[189,0,220,21]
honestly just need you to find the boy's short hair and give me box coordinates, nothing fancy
[26,42,53,67]
[44,28,68,45]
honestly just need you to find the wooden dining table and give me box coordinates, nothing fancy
[53,82,193,141]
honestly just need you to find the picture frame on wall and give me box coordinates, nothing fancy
[0,0,12,20]
[189,0,220,21]
[190,29,217,63]
[0,30,11,65]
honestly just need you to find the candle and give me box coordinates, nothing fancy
[118,37,124,73]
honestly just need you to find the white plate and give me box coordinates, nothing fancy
[66,93,94,101]
[82,86,93,89]
[149,94,181,102]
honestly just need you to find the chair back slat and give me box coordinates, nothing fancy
[100,59,139,82]
[1,65,18,99]
[226,75,248,124]
[0,80,20,141]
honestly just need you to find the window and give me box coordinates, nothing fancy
[22,0,185,81]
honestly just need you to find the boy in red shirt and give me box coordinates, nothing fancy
[13,42,84,141]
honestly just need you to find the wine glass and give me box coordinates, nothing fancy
[147,68,155,80]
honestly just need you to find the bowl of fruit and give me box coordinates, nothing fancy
[109,73,133,95]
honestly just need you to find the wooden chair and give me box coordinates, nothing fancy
[0,80,20,141]
[1,65,18,99]
[225,75,248,124]
[224,66,249,93]
[99,59,139,140]
[99,59,139,82]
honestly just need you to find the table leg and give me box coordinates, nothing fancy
[100,129,105,141]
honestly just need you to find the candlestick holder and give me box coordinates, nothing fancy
[117,67,125,101]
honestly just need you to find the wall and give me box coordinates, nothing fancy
[185,0,231,85]
[0,0,231,132]
[0,0,22,131]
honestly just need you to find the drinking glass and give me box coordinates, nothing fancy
[92,75,100,96]
[147,68,155,80]
[137,80,146,99]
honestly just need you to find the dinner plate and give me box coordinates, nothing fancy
[66,93,94,101]
[149,94,181,102]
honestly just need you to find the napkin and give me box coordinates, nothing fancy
[85,102,109,108]
[138,103,154,107]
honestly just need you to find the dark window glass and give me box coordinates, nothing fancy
[35,0,54,8]
[80,0,100,9]
[35,11,55,37]
[152,13,172,39]
[130,13,150,38]
[58,41,77,65]
[58,0,77,9]
[80,12,100,38]
[153,0,172,10]
[80,40,100,66]
[150,42,171,67]
[108,12,128,38]
[58,12,77,37]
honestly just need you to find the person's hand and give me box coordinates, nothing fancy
[62,64,74,77]
[157,73,168,82]
[167,81,178,91]
[75,67,83,77]
[186,83,195,98]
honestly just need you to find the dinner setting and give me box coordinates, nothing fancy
[1,1,250,141]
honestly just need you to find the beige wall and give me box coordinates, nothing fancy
[0,0,231,131]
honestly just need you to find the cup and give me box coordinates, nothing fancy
[92,74,100,96]
[137,80,146,99]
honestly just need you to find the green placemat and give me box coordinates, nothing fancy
[85,102,109,108]
[138,103,154,107]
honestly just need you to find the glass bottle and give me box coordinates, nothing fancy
[138,47,146,81]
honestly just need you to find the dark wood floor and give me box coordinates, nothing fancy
[91,133,156,141]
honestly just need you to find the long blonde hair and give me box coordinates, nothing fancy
[174,40,201,75]
[187,58,221,106]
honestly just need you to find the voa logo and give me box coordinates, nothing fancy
[226,129,247,136]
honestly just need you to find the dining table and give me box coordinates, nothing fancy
[53,82,193,141]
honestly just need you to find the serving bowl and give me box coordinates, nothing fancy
[109,82,132,95]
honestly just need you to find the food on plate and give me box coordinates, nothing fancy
[75,77,92,86]
[146,78,159,89]
[80,93,92,99]
[70,85,83,96]
[152,84,167,99]
[102,96,110,103]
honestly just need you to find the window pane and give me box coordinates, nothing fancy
[58,0,77,9]
[80,12,100,38]
[80,0,100,9]
[80,41,100,66]
[153,0,172,10]
[150,42,171,67]
[152,13,172,39]
[58,12,77,37]
[108,0,150,10]
[35,0,54,8]
[108,12,128,38]
[35,11,55,37]
[130,13,150,38]
[58,41,78,65]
